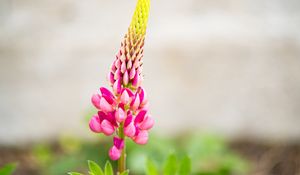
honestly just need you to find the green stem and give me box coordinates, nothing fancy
[118,123,126,174]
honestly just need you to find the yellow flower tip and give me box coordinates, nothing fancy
[129,0,150,36]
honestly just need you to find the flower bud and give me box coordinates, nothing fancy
[100,97,114,113]
[121,61,127,73]
[133,130,148,145]
[115,107,126,123]
[124,122,136,137]
[113,79,121,94]
[89,115,102,133]
[109,146,121,160]
[123,70,129,85]
[91,94,101,109]
[129,67,136,79]
[139,116,154,130]
[101,120,115,136]
[120,89,130,105]
[131,94,140,111]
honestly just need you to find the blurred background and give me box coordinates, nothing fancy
[0,0,300,174]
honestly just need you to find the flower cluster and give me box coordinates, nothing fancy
[89,86,154,160]
[89,0,152,161]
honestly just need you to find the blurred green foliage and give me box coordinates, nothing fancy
[31,133,248,175]
[68,160,128,175]
[0,163,17,175]
[145,153,191,175]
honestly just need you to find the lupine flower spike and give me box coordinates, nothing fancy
[89,0,152,173]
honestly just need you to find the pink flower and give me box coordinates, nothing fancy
[109,146,121,160]
[120,89,131,105]
[124,114,136,137]
[131,94,140,111]
[101,120,115,136]
[91,94,101,109]
[139,115,154,130]
[113,79,121,94]
[100,98,114,113]
[91,87,115,112]
[108,137,124,160]
[115,107,126,123]
[89,0,153,160]
[89,115,102,133]
[133,130,148,145]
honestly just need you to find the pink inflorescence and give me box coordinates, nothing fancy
[89,43,154,160]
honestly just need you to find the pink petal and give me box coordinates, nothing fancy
[105,111,118,126]
[101,120,115,136]
[97,111,106,122]
[114,69,121,80]
[120,89,130,105]
[115,107,126,123]
[100,97,114,113]
[139,116,154,130]
[124,122,136,137]
[133,130,148,145]
[108,72,115,85]
[132,72,139,87]
[131,94,140,111]
[113,137,124,149]
[89,115,102,133]
[123,70,129,85]
[133,59,139,68]
[110,63,117,73]
[109,146,121,160]
[113,79,121,94]
[91,93,101,109]
[138,87,147,105]
[124,114,133,127]
[121,61,127,73]
[100,87,115,104]
[127,59,132,69]
[115,59,121,68]
[129,67,136,80]
[135,110,147,124]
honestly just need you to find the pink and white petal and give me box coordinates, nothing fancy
[89,115,102,133]
[139,116,154,130]
[101,120,115,136]
[109,146,121,160]
[133,130,148,145]
[91,93,101,109]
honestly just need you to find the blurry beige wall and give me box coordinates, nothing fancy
[0,0,300,144]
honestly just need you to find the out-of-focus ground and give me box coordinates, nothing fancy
[0,136,299,175]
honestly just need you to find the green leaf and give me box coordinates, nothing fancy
[104,161,113,175]
[163,153,177,175]
[0,163,17,175]
[88,160,104,175]
[120,170,129,175]
[68,172,84,175]
[178,155,191,175]
[145,158,158,175]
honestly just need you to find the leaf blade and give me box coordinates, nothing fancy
[120,170,129,175]
[163,153,177,175]
[104,161,113,175]
[88,160,104,175]
[178,155,191,175]
[145,158,158,175]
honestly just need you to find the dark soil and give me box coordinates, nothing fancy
[230,140,300,175]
